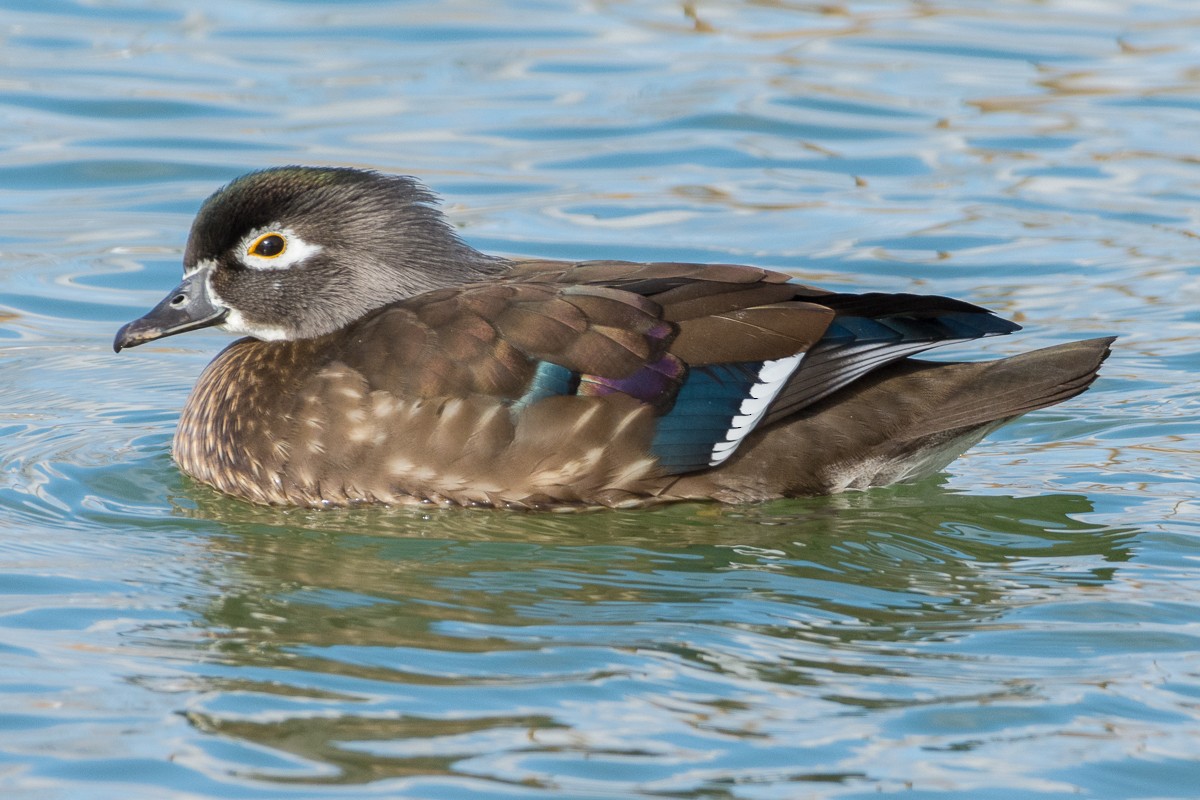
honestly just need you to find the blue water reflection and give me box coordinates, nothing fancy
[1,0,1199,798]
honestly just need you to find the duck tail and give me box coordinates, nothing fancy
[665,337,1115,500]
[899,335,1116,439]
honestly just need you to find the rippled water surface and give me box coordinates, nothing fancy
[2,1,1199,797]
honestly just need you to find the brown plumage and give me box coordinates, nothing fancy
[114,167,1114,509]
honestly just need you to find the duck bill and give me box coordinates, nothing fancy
[113,267,229,352]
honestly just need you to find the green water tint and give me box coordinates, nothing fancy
[165,484,1134,789]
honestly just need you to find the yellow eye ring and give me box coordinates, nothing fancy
[248,232,287,258]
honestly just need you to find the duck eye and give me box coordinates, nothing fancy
[249,233,287,258]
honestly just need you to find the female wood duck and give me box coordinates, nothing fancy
[114,167,1113,509]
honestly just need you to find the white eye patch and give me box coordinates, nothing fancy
[237,226,323,270]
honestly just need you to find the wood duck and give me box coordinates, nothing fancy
[114,167,1113,509]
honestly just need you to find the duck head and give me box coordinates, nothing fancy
[114,166,504,351]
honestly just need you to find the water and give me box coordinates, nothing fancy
[1,0,1199,797]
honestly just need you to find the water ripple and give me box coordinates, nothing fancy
[1,0,1199,798]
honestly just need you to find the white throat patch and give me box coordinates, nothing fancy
[199,265,293,341]
[217,307,292,341]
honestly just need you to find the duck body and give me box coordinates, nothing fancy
[115,167,1113,509]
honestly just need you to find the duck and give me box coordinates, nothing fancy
[114,166,1113,509]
